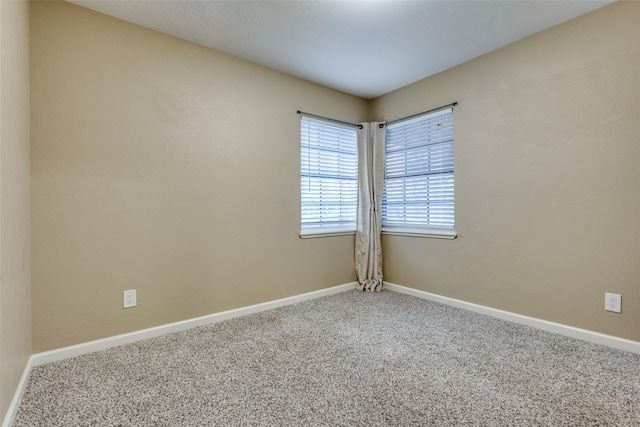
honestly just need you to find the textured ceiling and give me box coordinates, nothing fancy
[67,0,614,99]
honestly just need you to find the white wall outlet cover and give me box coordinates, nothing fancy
[604,292,621,313]
[123,290,137,308]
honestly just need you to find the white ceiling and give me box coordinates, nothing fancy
[68,0,614,99]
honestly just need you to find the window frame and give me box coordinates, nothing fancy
[381,107,456,239]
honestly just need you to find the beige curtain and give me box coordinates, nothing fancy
[355,122,385,292]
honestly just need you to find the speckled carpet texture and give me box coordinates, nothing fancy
[13,290,640,426]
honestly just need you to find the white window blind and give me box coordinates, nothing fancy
[382,107,454,233]
[300,116,358,236]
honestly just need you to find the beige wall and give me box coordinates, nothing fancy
[29,0,640,357]
[371,1,640,341]
[0,0,32,420]
[30,1,367,352]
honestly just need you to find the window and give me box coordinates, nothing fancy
[382,107,455,238]
[300,116,358,237]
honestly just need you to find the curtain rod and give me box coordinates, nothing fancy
[297,110,363,129]
[384,102,458,127]
[298,102,457,130]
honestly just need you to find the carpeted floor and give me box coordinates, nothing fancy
[13,290,640,426]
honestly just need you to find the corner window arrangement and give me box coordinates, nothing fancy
[300,115,358,237]
[382,106,455,238]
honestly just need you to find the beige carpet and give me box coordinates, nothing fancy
[13,290,640,426]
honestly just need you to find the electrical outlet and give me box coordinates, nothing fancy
[604,292,621,313]
[123,290,137,308]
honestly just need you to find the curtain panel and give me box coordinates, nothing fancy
[355,122,385,292]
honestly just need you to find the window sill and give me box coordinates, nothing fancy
[382,228,457,240]
[299,230,356,239]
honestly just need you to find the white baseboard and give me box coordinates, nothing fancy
[32,282,356,367]
[2,355,34,427]
[7,279,636,427]
[384,282,640,354]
